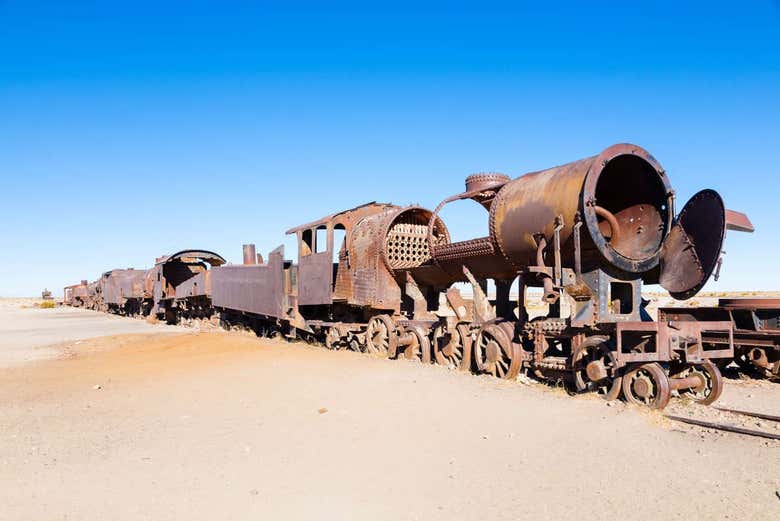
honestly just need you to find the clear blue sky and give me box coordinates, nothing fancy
[1,1,778,296]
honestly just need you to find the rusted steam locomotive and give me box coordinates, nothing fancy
[65,143,757,409]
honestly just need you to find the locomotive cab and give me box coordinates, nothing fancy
[286,202,398,310]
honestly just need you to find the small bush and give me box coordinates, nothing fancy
[40,301,56,309]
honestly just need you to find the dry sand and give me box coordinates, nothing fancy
[0,304,778,520]
[0,300,186,367]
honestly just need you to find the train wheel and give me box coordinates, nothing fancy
[475,324,521,380]
[432,323,465,369]
[677,361,724,405]
[622,363,671,409]
[771,360,780,380]
[399,325,431,363]
[256,322,270,338]
[324,327,341,350]
[348,336,362,352]
[571,336,622,401]
[365,315,396,358]
[265,322,282,340]
[734,346,764,376]
[736,348,777,379]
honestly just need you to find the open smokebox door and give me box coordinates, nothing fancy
[659,189,726,300]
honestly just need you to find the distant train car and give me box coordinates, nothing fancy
[63,280,89,307]
[144,250,226,322]
[100,269,147,315]
[85,280,100,310]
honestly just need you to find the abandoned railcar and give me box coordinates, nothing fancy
[143,250,226,322]
[99,268,147,315]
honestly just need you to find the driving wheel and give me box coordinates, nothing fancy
[571,335,622,401]
[432,323,470,370]
[474,324,521,380]
[622,362,671,409]
[399,325,431,363]
[365,315,396,358]
[677,360,724,405]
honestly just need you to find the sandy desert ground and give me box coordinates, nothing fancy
[0,300,778,520]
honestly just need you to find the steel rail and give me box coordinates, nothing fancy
[712,406,780,423]
[665,415,780,441]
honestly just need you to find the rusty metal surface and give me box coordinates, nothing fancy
[174,270,212,299]
[298,252,333,306]
[161,250,226,266]
[243,244,257,265]
[381,206,449,276]
[725,209,755,233]
[288,202,405,310]
[433,237,495,262]
[665,415,780,441]
[143,249,226,318]
[212,246,286,319]
[101,269,147,306]
[488,143,672,274]
[659,190,726,300]
[426,143,733,302]
[662,302,779,379]
[63,281,89,305]
[713,406,780,422]
[719,298,780,310]
[285,201,396,235]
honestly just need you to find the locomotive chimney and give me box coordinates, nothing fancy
[243,244,257,265]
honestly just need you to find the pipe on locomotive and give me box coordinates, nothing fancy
[243,244,257,265]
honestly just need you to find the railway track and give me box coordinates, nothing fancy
[666,406,780,441]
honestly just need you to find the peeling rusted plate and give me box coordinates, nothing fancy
[725,209,754,233]
[175,270,212,299]
[659,189,725,300]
